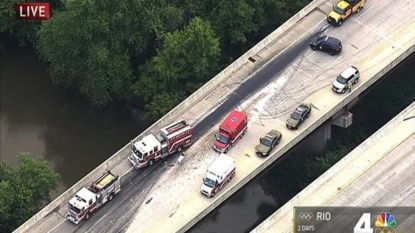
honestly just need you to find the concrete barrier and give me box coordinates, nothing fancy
[173,41,415,233]
[13,0,328,232]
[250,103,415,233]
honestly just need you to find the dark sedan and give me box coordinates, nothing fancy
[310,35,342,55]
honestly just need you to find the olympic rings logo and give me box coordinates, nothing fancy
[299,212,314,221]
[375,228,396,233]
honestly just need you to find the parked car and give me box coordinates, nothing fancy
[309,35,342,55]
[332,66,360,93]
[286,103,312,130]
[255,130,282,157]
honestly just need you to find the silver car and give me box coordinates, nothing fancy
[332,66,360,93]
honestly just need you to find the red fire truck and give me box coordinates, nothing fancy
[213,109,248,153]
[65,170,121,224]
[128,119,193,169]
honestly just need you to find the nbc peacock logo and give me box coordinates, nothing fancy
[375,212,397,233]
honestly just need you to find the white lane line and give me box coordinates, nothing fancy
[325,55,343,69]
[46,219,66,233]
[352,18,405,50]
[92,213,108,227]
[306,51,315,58]
[356,5,374,19]
[190,17,327,125]
[376,14,392,28]
[121,167,134,178]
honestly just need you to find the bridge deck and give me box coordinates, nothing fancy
[251,102,415,233]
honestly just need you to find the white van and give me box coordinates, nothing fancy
[201,154,236,198]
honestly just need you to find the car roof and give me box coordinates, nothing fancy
[326,36,341,45]
[337,1,350,9]
[266,130,279,138]
[295,105,307,113]
[340,66,358,78]
[317,35,340,45]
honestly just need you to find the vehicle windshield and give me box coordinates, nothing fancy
[261,137,272,147]
[291,112,301,120]
[216,134,229,144]
[316,35,325,44]
[203,178,215,188]
[69,204,81,214]
[132,146,143,159]
[334,6,345,15]
[336,75,348,84]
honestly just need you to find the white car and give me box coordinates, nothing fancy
[332,66,360,93]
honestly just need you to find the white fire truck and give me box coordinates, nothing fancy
[65,170,121,224]
[128,119,193,169]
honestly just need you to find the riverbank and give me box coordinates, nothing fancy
[0,46,151,198]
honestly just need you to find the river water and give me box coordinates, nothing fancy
[0,46,150,196]
[1,46,414,232]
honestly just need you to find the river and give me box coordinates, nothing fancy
[0,46,151,197]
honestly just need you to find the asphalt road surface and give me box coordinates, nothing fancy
[49,28,320,233]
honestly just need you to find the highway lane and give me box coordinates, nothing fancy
[46,10,322,233]
[316,133,415,233]
[194,35,316,137]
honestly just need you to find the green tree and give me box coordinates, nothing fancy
[0,0,63,51]
[36,0,158,107]
[210,0,259,45]
[0,152,60,233]
[133,17,220,120]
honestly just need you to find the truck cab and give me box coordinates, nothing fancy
[128,120,193,169]
[327,0,365,26]
[129,134,163,168]
[65,170,120,224]
[66,188,97,224]
[201,153,236,198]
[213,109,248,153]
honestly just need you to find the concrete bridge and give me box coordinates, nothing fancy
[14,0,415,232]
[251,101,415,233]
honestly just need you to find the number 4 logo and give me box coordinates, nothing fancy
[354,213,373,233]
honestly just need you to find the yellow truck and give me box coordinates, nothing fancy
[327,0,366,26]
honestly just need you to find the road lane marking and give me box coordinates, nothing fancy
[46,219,66,233]
[352,17,413,51]
[375,14,392,28]
[325,55,343,69]
[190,17,327,126]
[357,19,415,67]
[306,51,315,58]
[90,213,108,229]
[356,5,374,19]
[121,167,134,178]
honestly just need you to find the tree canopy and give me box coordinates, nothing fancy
[1,0,312,120]
[0,152,60,233]
[133,17,221,119]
